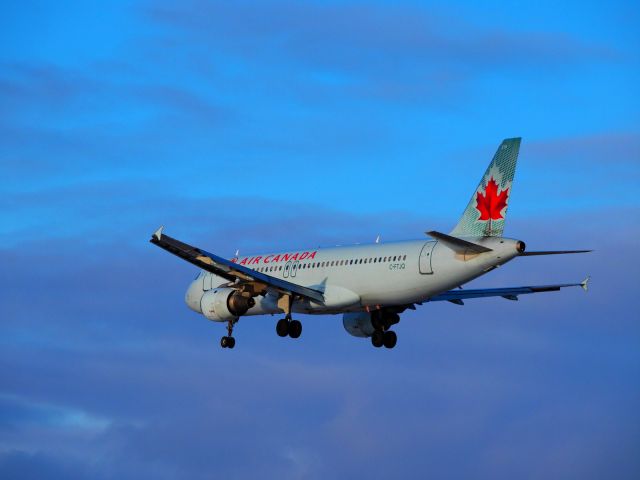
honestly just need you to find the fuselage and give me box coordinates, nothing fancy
[185,236,522,320]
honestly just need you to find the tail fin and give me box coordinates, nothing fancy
[450,137,521,237]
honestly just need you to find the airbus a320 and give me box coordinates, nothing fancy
[151,138,590,349]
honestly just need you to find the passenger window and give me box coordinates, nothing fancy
[403,255,407,260]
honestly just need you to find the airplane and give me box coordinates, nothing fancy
[150,138,591,349]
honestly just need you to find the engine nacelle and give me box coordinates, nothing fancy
[200,288,255,322]
[342,312,375,338]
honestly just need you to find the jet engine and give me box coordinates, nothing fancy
[343,310,401,337]
[200,288,255,322]
[342,312,376,338]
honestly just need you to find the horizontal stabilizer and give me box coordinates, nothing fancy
[426,231,492,254]
[520,250,592,256]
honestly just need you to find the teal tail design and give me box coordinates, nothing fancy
[450,138,521,238]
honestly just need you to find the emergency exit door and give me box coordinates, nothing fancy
[419,241,436,274]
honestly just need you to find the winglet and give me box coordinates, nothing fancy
[580,276,590,292]
[152,226,164,241]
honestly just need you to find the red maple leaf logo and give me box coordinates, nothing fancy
[476,176,509,221]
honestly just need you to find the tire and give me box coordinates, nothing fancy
[383,330,397,349]
[227,337,236,349]
[220,336,228,348]
[288,320,302,339]
[276,319,289,337]
[371,330,384,348]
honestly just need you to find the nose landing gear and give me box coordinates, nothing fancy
[221,319,237,349]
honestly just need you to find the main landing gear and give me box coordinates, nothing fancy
[220,319,236,349]
[371,330,397,349]
[276,316,302,339]
[275,294,301,340]
[370,310,399,349]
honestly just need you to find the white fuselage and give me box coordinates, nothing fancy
[185,236,522,321]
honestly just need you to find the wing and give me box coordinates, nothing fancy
[428,277,589,305]
[149,227,324,304]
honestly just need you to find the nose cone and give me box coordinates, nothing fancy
[185,280,203,313]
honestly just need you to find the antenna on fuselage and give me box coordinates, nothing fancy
[375,234,381,244]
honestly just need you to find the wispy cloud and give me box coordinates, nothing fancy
[145,0,619,104]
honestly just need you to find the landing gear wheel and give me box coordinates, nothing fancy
[371,330,384,348]
[221,320,236,349]
[383,330,397,349]
[276,319,289,337]
[288,320,302,339]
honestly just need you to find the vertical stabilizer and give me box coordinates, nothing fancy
[450,138,521,237]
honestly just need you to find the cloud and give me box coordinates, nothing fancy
[1,205,639,479]
[0,394,109,432]
[144,0,619,103]
[0,450,94,480]
[527,132,640,166]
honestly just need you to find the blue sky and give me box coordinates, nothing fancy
[1,1,639,478]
